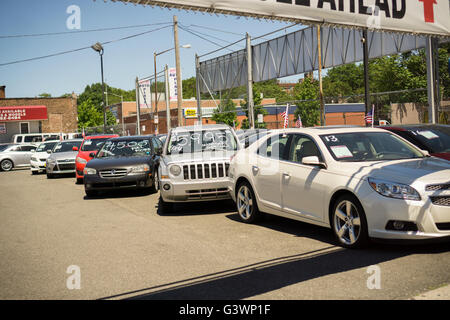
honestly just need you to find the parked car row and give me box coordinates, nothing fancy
[2,124,449,248]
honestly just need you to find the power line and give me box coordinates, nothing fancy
[0,22,172,39]
[0,25,172,67]
[181,24,243,47]
[179,26,236,52]
[187,24,246,37]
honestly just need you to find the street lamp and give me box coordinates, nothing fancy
[91,42,107,133]
[154,44,191,133]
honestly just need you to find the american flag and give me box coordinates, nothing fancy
[280,104,290,129]
[295,115,303,128]
[365,110,373,125]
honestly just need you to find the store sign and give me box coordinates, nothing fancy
[138,78,152,110]
[0,106,48,121]
[0,123,6,134]
[115,0,449,36]
[169,67,178,102]
[184,107,216,118]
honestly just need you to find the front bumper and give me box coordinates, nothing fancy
[30,159,46,172]
[84,172,153,190]
[360,187,450,240]
[75,161,86,179]
[160,178,232,202]
[46,161,76,175]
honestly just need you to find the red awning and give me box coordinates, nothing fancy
[0,105,48,122]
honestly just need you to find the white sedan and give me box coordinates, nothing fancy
[228,127,450,248]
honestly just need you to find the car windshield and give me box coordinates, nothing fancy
[36,142,57,152]
[53,141,82,153]
[320,132,424,162]
[407,127,450,154]
[97,139,151,158]
[81,138,111,152]
[167,129,238,154]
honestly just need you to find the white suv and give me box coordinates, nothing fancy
[158,124,241,213]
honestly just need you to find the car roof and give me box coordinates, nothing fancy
[84,134,119,140]
[58,139,83,143]
[382,124,449,131]
[266,126,388,136]
[171,124,232,132]
[107,135,154,141]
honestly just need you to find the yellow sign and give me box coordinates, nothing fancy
[184,108,197,118]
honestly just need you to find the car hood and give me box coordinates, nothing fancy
[162,150,236,165]
[430,152,450,161]
[77,150,98,160]
[86,156,151,169]
[48,151,78,161]
[334,157,450,186]
[33,152,51,159]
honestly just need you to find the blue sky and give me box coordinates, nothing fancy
[0,0,304,98]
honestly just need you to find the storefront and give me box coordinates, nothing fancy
[0,105,48,143]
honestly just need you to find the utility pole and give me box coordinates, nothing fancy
[246,33,254,129]
[135,76,141,135]
[426,36,438,124]
[195,54,202,124]
[173,15,183,127]
[317,25,325,126]
[164,65,171,133]
[154,52,159,134]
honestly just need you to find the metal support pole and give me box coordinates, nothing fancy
[100,51,107,133]
[426,37,437,124]
[164,65,171,133]
[195,54,203,124]
[173,15,183,127]
[362,29,370,124]
[135,76,141,135]
[317,25,325,126]
[246,33,254,129]
[154,52,159,134]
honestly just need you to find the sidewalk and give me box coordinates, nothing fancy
[411,284,450,300]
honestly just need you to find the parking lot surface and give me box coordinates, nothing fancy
[0,169,449,300]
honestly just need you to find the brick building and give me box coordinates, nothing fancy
[0,86,78,143]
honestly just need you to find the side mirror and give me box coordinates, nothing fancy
[46,150,52,154]
[89,152,95,158]
[421,150,431,157]
[155,148,162,156]
[72,146,78,151]
[302,156,327,169]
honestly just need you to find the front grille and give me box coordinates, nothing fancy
[426,184,450,191]
[430,196,450,207]
[39,158,47,162]
[57,163,75,171]
[182,162,230,180]
[436,223,450,231]
[99,169,128,178]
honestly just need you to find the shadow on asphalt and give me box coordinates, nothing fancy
[98,240,449,300]
[83,188,156,200]
[156,198,236,216]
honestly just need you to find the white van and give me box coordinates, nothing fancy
[11,133,80,145]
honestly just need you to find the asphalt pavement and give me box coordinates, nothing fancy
[0,169,449,300]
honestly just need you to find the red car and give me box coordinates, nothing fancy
[380,124,450,161]
[74,134,119,184]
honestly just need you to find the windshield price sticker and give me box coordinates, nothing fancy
[417,131,439,139]
[330,145,353,158]
[169,131,232,153]
[324,135,339,143]
[83,140,93,146]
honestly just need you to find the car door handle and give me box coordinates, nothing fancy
[283,172,291,179]
[252,166,259,174]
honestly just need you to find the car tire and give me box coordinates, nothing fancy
[331,194,369,249]
[46,173,54,179]
[76,178,83,184]
[31,171,38,175]
[85,189,98,198]
[0,159,13,172]
[236,181,261,223]
[149,169,159,193]
[159,196,173,214]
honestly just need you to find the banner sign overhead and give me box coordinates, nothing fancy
[112,0,450,36]
[138,78,152,110]
[0,106,48,122]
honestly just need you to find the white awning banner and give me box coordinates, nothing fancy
[111,0,450,36]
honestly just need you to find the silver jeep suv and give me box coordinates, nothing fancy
[158,124,241,213]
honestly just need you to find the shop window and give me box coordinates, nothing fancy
[20,122,29,134]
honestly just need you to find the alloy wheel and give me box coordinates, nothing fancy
[237,184,254,220]
[333,200,362,246]
[1,160,13,171]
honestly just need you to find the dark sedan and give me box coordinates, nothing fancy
[83,136,163,197]
[380,124,450,161]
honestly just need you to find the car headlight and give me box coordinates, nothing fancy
[130,164,150,173]
[31,157,38,162]
[76,157,87,164]
[84,167,97,175]
[368,178,421,201]
[169,165,182,176]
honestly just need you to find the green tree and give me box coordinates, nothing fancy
[38,93,52,98]
[182,77,196,99]
[77,98,116,129]
[211,98,239,128]
[240,88,267,129]
[292,77,320,127]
